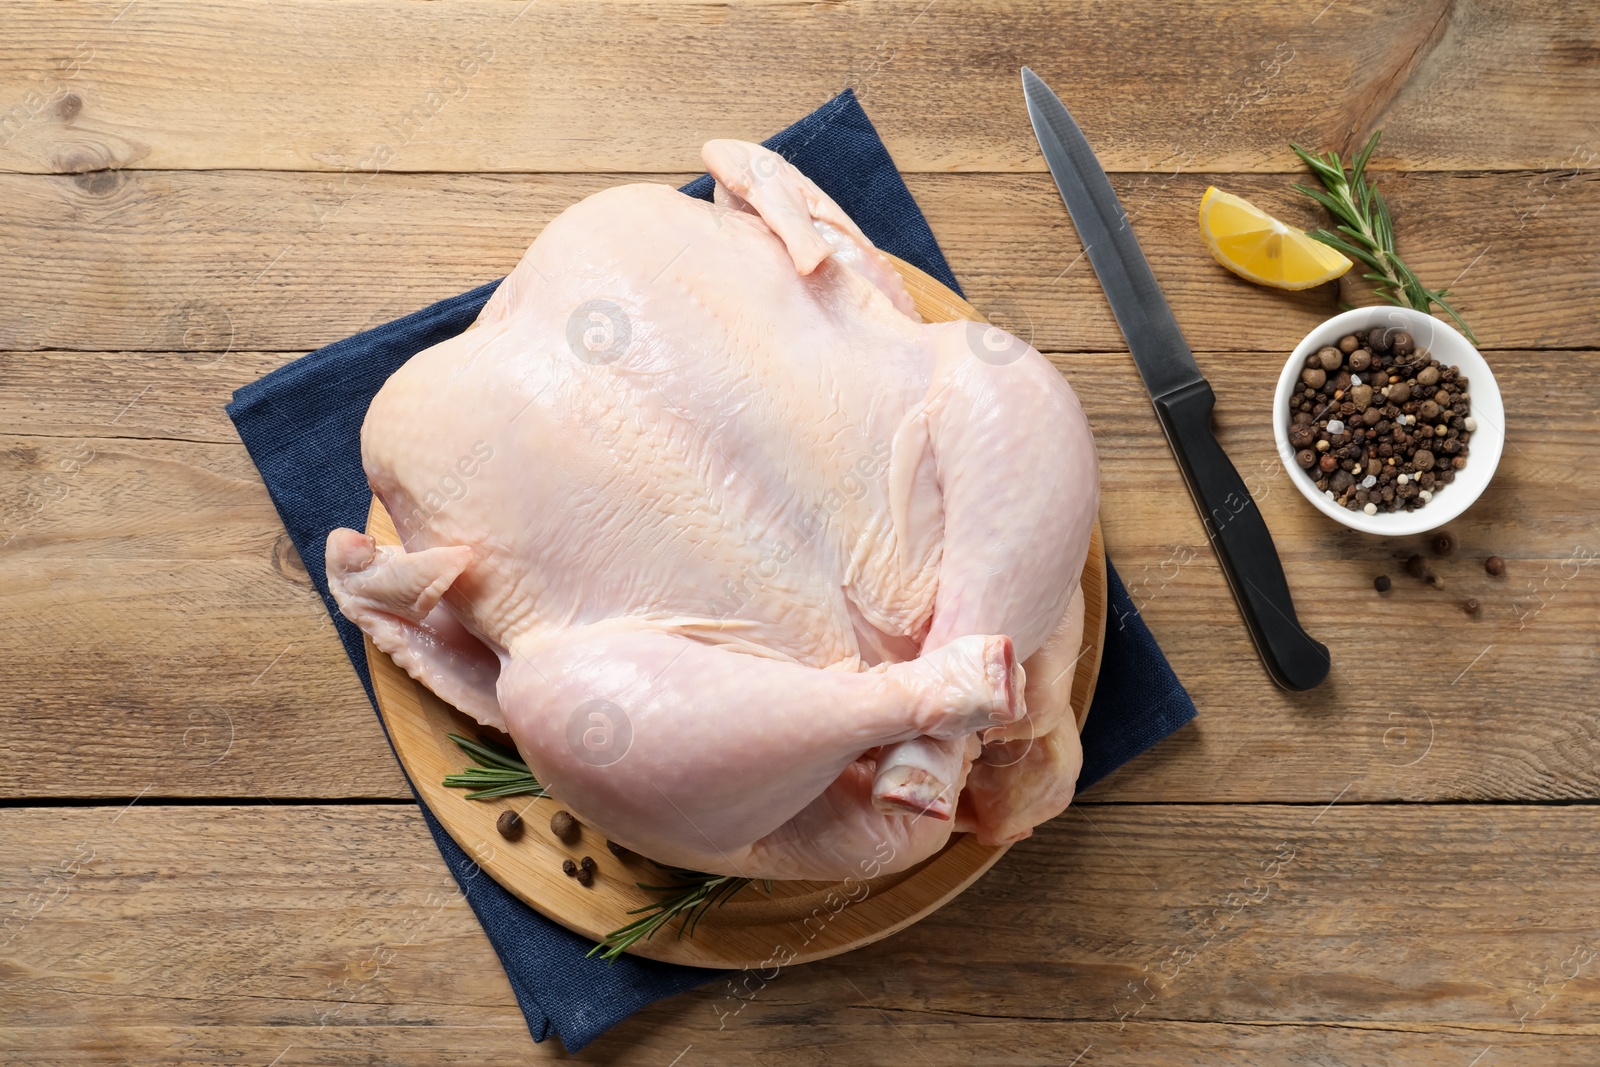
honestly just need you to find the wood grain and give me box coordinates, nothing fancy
[4,803,1600,1063]
[0,433,407,798]
[0,0,1592,174]
[0,168,1590,356]
[2,348,1594,803]
[0,350,285,443]
[4,0,1597,1058]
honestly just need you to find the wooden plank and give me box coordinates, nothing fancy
[0,434,410,799]
[3,803,1599,1063]
[1064,346,1600,804]
[1,342,1595,801]
[0,350,288,443]
[0,168,1589,355]
[921,168,1597,355]
[0,0,1592,175]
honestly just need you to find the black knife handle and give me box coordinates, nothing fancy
[1151,379,1330,691]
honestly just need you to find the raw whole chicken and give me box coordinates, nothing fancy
[326,140,1100,882]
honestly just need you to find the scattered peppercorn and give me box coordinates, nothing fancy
[1427,572,1445,589]
[606,839,633,860]
[550,809,579,844]
[1406,554,1431,580]
[1286,336,1470,513]
[1463,598,1480,616]
[575,867,595,887]
[1485,555,1506,576]
[561,858,578,877]
[496,810,523,840]
[580,855,597,874]
[1434,532,1455,556]
[1374,574,1392,593]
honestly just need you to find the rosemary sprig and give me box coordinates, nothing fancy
[439,735,763,961]
[588,866,771,964]
[1289,130,1478,344]
[441,733,548,800]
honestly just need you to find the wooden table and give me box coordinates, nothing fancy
[3,2,1597,1062]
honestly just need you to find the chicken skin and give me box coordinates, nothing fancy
[327,140,1099,881]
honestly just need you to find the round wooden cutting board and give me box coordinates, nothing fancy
[362,254,1108,968]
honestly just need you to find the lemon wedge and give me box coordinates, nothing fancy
[1199,186,1352,290]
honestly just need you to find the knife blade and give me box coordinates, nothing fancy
[1021,66,1329,692]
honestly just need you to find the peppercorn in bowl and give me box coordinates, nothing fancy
[1273,306,1503,536]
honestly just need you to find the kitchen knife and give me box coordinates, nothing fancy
[1021,66,1329,691]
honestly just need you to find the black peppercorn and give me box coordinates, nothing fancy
[550,810,579,844]
[575,867,594,887]
[497,810,523,840]
[1374,575,1391,593]
[562,858,578,877]
[1485,555,1506,576]
[1286,338,1468,516]
[1405,554,1430,580]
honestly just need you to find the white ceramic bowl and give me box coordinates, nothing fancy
[1274,306,1504,536]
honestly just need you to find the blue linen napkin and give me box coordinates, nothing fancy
[226,87,1195,1053]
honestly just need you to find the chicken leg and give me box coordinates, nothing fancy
[870,316,1100,822]
[495,621,1022,879]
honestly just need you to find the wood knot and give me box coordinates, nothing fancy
[55,92,82,122]
[163,299,235,356]
[73,168,119,197]
[5,444,42,466]
[272,532,310,586]
[51,144,114,174]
